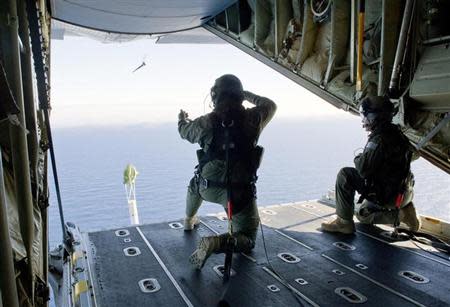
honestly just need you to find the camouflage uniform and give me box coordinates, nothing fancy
[335,123,414,224]
[179,91,276,249]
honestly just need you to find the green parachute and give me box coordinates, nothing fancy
[123,164,139,224]
[123,164,139,185]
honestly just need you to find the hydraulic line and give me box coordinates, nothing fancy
[388,0,414,96]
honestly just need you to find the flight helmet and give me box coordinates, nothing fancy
[211,74,244,111]
[359,96,395,131]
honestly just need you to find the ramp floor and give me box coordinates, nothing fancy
[84,200,450,307]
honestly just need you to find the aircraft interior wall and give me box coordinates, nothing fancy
[209,0,450,174]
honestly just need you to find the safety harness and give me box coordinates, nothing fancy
[197,113,262,280]
[222,119,237,281]
[195,113,261,200]
[358,132,413,236]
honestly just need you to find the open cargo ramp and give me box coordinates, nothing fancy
[62,201,450,307]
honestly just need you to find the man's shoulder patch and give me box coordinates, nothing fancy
[365,141,378,150]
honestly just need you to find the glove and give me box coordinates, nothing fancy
[178,109,189,121]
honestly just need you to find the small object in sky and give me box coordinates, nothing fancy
[132,61,146,73]
[132,55,147,73]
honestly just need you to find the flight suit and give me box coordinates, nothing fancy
[179,92,276,248]
[335,123,414,224]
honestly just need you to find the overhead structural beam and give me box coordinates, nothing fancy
[423,34,450,46]
[415,113,450,151]
[204,24,358,115]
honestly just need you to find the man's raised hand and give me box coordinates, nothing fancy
[179,109,189,121]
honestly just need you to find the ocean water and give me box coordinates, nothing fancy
[48,119,450,247]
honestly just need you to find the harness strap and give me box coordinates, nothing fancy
[365,203,398,213]
[197,174,256,190]
[222,120,235,281]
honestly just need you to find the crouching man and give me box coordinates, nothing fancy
[321,96,420,234]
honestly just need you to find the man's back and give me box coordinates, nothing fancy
[366,123,411,200]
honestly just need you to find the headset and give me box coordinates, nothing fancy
[210,85,218,108]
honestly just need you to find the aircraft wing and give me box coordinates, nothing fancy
[50,0,237,34]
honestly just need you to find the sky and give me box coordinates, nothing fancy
[48,30,450,222]
[50,33,355,128]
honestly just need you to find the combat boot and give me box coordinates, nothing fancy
[321,216,355,234]
[189,234,228,269]
[184,215,200,231]
[399,203,421,232]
